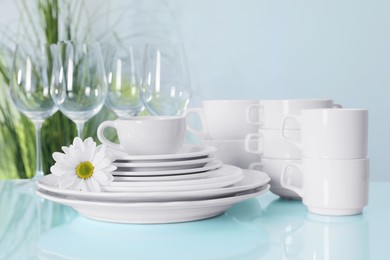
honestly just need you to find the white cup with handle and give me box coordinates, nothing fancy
[280,157,370,216]
[281,108,368,159]
[97,116,186,155]
[245,128,301,159]
[184,100,259,140]
[247,99,341,129]
[249,158,302,199]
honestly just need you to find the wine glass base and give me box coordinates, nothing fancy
[15,171,44,194]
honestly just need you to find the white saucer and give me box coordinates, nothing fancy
[103,165,243,192]
[113,155,216,171]
[109,144,217,161]
[36,186,269,224]
[36,169,270,202]
[113,160,222,176]
[113,170,214,182]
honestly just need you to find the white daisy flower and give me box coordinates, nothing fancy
[50,137,116,192]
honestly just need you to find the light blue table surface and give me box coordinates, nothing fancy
[0,180,388,260]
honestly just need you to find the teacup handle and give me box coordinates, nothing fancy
[280,163,304,198]
[183,108,208,138]
[246,104,264,125]
[97,121,121,151]
[280,115,302,149]
[248,162,264,171]
[245,133,264,155]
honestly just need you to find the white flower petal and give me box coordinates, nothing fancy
[99,165,117,173]
[93,171,113,185]
[94,158,111,170]
[91,178,102,192]
[52,152,66,162]
[61,146,70,154]
[51,165,72,176]
[59,175,77,189]
[92,151,106,166]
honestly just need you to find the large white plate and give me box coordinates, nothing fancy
[102,165,243,192]
[113,155,216,171]
[113,160,223,176]
[109,144,217,161]
[36,185,269,224]
[36,169,270,202]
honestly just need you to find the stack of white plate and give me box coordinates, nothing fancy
[36,145,270,224]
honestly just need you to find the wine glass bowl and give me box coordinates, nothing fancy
[140,44,191,116]
[9,44,58,179]
[51,42,107,137]
[104,45,144,118]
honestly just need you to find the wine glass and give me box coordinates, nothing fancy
[51,42,107,138]
[103,44,144,118]
[9,44,58,180]
[140,44,191,116]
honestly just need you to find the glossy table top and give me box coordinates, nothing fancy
[0,180,388,260]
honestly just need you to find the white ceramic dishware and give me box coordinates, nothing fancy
[97,116,186,155]
[37,170,270,202]
[247,99,340,129]
[102,165,243,192]
[184,100,259,139]
[36,186,269,224]
[281,109,368,159]
[280,158,369,215]
[203,139,259,169]
[245,129,301,159]
[249,158,301,199]
[113,160,223,176]
[113,170,215,182]
[113,155,216,172]
[110,144,217,162]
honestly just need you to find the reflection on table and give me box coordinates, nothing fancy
[0,180,386,259]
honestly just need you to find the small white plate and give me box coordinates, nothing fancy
[37,170,270,202]
[109,144,217,161]
[113,159,223,176]
[103,165,243,192]
[113,170,215,182]
[36,186,269,224]
[113,156,216,172]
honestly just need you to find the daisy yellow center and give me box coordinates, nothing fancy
[76,161,94,179]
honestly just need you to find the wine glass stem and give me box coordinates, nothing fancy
[76,122,85,138]
[33,121,44,179]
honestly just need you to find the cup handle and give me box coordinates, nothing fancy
[333,103,343,108]
[183,108,208,138]
[280,163,304,198]
[280,115,302,148]
[245,133,264,155]
[97,121,121,151]
[246,104,263,125]
[248,162,264,171]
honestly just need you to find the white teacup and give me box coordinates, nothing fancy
[247,99,340,129]
[250,158,301,199]
[203,139,259,169]
[97,116,186,155]
[281,157,370,216]
[281,108,368,159]
[245,129,301,159]
[184,100,259,139]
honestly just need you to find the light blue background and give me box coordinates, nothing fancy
[0,0,388,180]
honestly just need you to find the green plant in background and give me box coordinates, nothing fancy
[0,0,116,179]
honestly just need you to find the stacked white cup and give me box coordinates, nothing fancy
[280,108,369,216]
[184,100,260,168]
[244,99,341,199]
